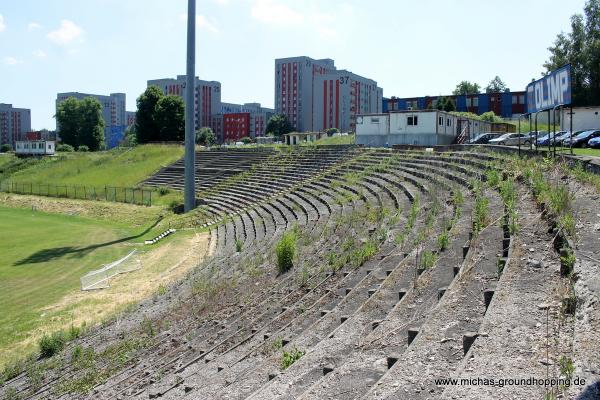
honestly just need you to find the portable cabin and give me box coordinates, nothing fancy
[15,140,56,156]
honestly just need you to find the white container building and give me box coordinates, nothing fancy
[15,140,55,156]
[560,107,600,132]
[356,110,492,147]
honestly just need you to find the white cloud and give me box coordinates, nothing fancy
[3,56,21,66]
[212,0,229,5]
[0,14,6,32]
[47,20,83,45]
[179,14,219,34]
[251,0,304,26]
[33,49,47,58]
[28,22,42,31]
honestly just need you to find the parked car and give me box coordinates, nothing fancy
[558,130,587,146]
[488,133,531,146]
[536,131,567,146]
[468,133,502,144]
[588,136,600,148]
[570,130,600,147]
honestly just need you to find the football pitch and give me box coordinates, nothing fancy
[0,206,140,366]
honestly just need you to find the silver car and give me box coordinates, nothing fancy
[488,133,532,146]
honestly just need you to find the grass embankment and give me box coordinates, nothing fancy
[0,201,209,369]
[2,145,184,206]
[311,134,355,146]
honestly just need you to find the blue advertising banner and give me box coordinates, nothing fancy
[526,64,571,113]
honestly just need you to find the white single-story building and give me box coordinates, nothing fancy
[283,132,320,145]
[356,110,492,147]
[15,140,55,156]
[560,107,600,132]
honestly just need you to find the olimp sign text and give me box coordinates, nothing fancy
[526,64,572,113]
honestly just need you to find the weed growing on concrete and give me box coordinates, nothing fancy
[497,259,505,278]
[3,387,21,400]
[157,284,167,296]
[140,317,156,338]
[281,348,305,370]
[276,231,297,274]
[26,363,43,392]
[485,169,501,188]
[39,331,67,359]
[235,238,243,253]
[420,250,438,269]
[1,358,25,384]
[560,249,576,276]
[559,356,574,380]
[473,191,490,235]
[438,231,449,251]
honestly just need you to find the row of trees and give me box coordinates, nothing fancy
[544,0,600,106]
[55,97,105,151]
[452,76,508,95]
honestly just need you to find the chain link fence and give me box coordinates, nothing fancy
[0,181,154,206]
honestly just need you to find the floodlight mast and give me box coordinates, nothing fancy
[184,0,196,213]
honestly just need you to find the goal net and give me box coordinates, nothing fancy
[80,249,141,291]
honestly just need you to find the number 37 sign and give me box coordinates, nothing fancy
[526,64,571,113]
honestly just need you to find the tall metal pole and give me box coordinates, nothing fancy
[184,0,196,212]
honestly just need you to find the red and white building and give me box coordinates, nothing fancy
[275,56,382,133]
[216,102,274,142]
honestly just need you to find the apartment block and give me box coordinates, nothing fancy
[275,56,382,132]
[0,103,31,149]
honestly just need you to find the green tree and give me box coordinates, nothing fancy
[266,114,294,138]
[135,86,164,143]
[154,95,185,142]
[452,81,481,95]
[121,125,138,147]
[196,127,216,146]
[544,0,600,106]
[55,97,82,148]
[443,97,456,112]
[78,97,105,151]
[55,97,104,150]
[485,76,508,93]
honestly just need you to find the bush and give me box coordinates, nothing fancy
[276,231,296,274]
[158,186,171,196]
[56,144,75,152]
[0,144,12,153]
[39,331,67,358]
[77,145,89,152]
[239,136,254,144]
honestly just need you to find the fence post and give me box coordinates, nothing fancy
[104,185,107,201]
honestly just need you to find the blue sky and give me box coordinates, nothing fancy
[0,0,587,129]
